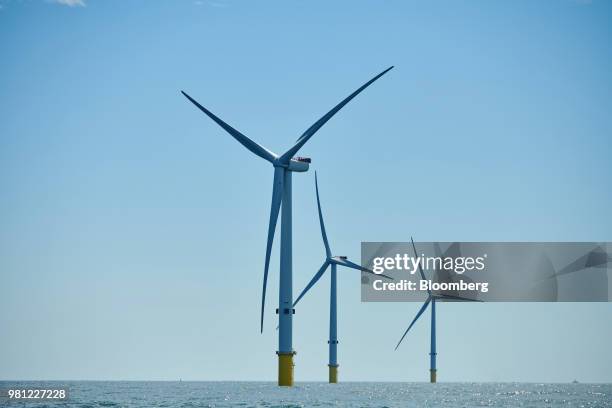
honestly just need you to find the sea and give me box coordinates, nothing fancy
[0,381,611,407]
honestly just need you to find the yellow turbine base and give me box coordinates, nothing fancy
[430,369,437,383]
[277,352,295,386]
[328,365,339,384]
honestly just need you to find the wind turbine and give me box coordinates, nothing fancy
[181,66,393,386]
[292,172,392,383]
[395,239,479,383]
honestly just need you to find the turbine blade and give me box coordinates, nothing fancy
[260,167,284,332]
[293,260,330,307]
[315,172,331,257]
[411,237,431,295]
[181,91,277,163]
[395,297,432,350]
[333,257,393,280]
[279,66,394,162]
[435,293,482,302]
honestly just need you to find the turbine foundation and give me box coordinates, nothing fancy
[328,364,339,383]
[430,369,437,383]
[277,351,295,386]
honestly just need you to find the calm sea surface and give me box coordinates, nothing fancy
[1,381,611,407]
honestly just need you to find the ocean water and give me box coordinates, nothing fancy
[1,381,611,407]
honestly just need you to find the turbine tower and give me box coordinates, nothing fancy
[181,66,393,386]
[293,173,392,383]
[395,238,479,383]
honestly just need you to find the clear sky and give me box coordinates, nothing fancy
[1,0,611,382]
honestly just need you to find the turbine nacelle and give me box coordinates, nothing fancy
[272,156,310,172]
[287,157,310,172]
[329,256,348,264]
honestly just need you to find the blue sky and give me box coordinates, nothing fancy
[1,0,611,382]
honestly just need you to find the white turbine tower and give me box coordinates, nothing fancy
[292,172,392,383]
[181,66,393,386]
